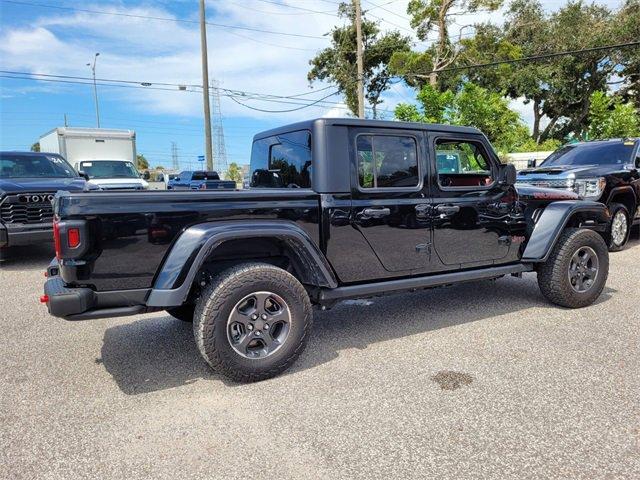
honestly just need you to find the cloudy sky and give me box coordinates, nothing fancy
[0,0,624,170]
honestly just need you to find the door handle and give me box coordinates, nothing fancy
[362,207,391,218]
[435,205,460,215]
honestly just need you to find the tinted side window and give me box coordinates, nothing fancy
[357,135,418,189]
[435,139,494,189]
[250,130,312,188]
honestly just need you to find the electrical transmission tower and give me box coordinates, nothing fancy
[171,142,179,171]
[211,80,228,176]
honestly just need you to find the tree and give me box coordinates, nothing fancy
[225,162,243,185]
[454,0,639,143]
[395,82,529,152]
[30,142,40,152]
[136,154,149,170]
[390,0,503,89]
[587,91,639,139]
[155,165,165,170]
[308,2,411,118]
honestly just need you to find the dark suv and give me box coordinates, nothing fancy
[517,139,640,251]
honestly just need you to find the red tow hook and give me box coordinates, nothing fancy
[40,295,49,304]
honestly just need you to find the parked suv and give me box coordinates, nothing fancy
[1,151,87,261]
[517,139,640,251]
[44,119,611,382]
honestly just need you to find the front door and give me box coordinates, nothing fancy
[428,133,514,268]
[350,128,432,274]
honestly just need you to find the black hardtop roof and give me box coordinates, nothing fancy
[253,118,483,141]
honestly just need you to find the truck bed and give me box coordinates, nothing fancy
[55,189,322,290]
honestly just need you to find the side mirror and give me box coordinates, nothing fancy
[78,170,90,181]
[499,163,517,186]
[527,159,537,168]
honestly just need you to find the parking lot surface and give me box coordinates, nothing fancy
[2,238,639,479]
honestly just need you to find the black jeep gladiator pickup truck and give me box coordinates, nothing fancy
[517,138,640,251]
[44,119,611,382]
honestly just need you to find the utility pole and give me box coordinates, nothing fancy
[86,53,100,127]
[199,0,214,171]
[354,0,365,119]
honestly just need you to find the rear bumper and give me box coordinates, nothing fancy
[43,260,151,320]
[0,223,52,247]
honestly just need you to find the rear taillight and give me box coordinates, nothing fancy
[53,219,61,259]
[67,228,80,248]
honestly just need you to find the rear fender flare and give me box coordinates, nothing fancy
[146,221,337,307]
[521,201,610,262]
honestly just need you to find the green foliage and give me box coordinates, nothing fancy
[136,154,149,170]
[395,82,529,152]
[511,138,562,153]
[225,162,243,185]
[30,142,40,152]
[391,0,503,88]
[308,2,411,117]
[587,91,640,139]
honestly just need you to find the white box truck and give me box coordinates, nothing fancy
[38,127,148,190]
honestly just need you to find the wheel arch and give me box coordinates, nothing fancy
[146,220,337,307]
[606,186,637,217]
[522,200,611,262]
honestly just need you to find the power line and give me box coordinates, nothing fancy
[402,40,640,78]
[228,90,341,112]
[1,0,328,40]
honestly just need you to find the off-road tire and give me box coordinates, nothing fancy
[193,262,313,383]
[166,305,195,322]
[537,228,608,308]
[607,203,631,252]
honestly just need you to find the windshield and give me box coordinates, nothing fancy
[0,153,77,179]
[541,142,635,167]
[79,160,139,179]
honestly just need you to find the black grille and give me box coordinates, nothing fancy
[0,197,54,224]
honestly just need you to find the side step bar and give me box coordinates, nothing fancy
[316,263,533,307]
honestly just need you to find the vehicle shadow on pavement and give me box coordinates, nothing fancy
[0,243,54,271]
[99,274,616,394]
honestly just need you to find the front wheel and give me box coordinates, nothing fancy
[607,203,631,252]
[537,228,609,308]
[193,262,313,382]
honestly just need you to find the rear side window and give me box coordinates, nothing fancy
[357,135,418,188]
[192,171,220,181]
[250,130,312,188]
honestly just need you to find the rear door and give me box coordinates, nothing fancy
[349,127,432,273]
[427,133,513,268]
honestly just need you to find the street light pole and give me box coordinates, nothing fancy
[86,53,100,128]
[199,0,214,171]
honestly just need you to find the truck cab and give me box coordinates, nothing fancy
[74,159,148,191]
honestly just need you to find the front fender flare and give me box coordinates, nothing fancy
[521,201,610,262]
[146,220,337,307]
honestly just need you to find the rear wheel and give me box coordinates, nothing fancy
[193,262,312,382]
[537,228,608,308]
[607,203,630,252]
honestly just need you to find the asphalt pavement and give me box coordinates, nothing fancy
[1,237,639,479]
